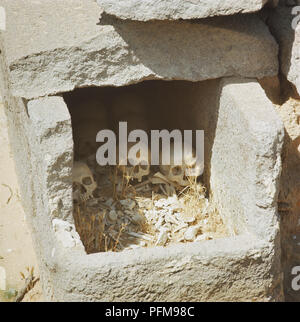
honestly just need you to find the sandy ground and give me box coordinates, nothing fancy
[0,101,43,302]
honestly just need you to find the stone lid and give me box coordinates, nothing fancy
[0,0,278,100]
[97,0,271,21]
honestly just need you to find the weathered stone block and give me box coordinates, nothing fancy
[268,7,300,95]
[211,78,284,241]
[0,75,284,301]
[0,0,278,100]
[97,0,271,21]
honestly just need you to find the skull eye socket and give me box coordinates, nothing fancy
[73,182,87,193]
[134,167,140,174]
[140,164,148,171]
[82,177,93,185]
[171,166,182,176]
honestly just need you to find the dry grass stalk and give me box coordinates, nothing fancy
[178,174,207,221]
[16,267,39,302]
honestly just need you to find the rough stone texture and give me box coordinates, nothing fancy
[277,97,300,302]
[265,80,300,302]
[0,38,78,296]
[53,235,283,302]
[267,6,300,95]
[211,78,284,241]
[0,92,82,299]
[0,0,278,100]
[27,97,74,223]
[97,0,271,21]
[259,74,300,302]
[52,219,84,250]
[0,69,285,300]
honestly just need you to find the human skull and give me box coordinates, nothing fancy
[73,161,98,203]
[159,142,202,186]
[118,142,151,183]
[123,162,150,183]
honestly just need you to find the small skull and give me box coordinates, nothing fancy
[159,142,202,186]
[124,162,150,183]
[73,161,97,203]
[118,142,150,182]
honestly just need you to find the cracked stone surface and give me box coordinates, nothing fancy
[0,0,278,99]
[97,0,271,21]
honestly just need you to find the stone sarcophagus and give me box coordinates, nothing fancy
[0,0,286,301]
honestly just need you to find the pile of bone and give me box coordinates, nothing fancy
[122,194,214,248]
[73,196,151,253]
[87,193,215,252]
[136,194,213,247]
[72,156,215,252]
[104,198,152,251]
[73,182,215,252]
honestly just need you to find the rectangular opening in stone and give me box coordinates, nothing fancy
[63,79,229,254]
